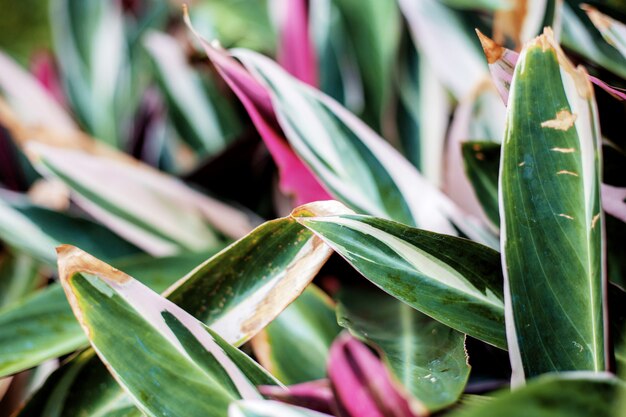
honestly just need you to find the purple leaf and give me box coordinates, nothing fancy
[327,334,426,417]
[184,7,330,206]
[276,0,318,86]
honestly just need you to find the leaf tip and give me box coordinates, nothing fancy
[475,29,504,64]
[290,200,353,219]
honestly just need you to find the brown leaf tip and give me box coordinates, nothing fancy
[57,245,131,285]
[290,200,354,219]
[475,29,505,64]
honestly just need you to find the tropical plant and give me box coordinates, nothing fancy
[0,0,625,416]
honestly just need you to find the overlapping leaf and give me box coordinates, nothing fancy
[57,245,279,417]
[337,286,470,411]
[290,202,506,349]
[500,30,606,382]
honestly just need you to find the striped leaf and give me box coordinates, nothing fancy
[500,30,606,382]
[234,50,493,246]
[143,31,228,156]
[582,5,626,60]
[259,380,334,415]
[0,251,41,309]
[449,373,625,417]
[0,251,209,378]
[290,202,506,349]
[562,2,626,79]
[252,285,340,384]
[57,245,279,417]
[0,191,140,264]
[398,0,487,99]
[337,286,470,411]
[16,211,336,414]
[26,142,255,255]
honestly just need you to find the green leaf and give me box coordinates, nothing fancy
[291,203,506,349]
[252,285,340,384]
[582,5,626,60]
[500,31,606,381]
[449,373,625,417]
[234,51,494,246]
[398,0,488,99]
[337,286,470,411]
[27,142,255,255]
[17,211,336,414]
[143,31,228,156]
[562,2,626,79]
[49,0,137,147]
[0,251,209,378]
[461,141,502,228]
[331,0,400,129]
[58,245,279,417]
[0,191,141,264]
[0,251,41,309]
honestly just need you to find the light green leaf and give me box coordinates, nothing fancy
[337,286,470,411]
[252,285,340,384]
[143,31,227,156]
[58,245,279,417]
[291,202,506,349]
[562,2,626,79]
[0,251,42,309]
[331,0,400,129]
[582,4,626,59]
[500,31,606,382]
[0,191,141,264]
[0,251,209,378]
[27,142,256,256]
[398,0,488,99]
[50,0,136,147]
[449,373,625,417]
[461,141,501,228]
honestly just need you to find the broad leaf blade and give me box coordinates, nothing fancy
[57,245,278,417]
[500,30,606,381]
[0,251,209,378]
[291,202,506,349]
[337,287,470,411]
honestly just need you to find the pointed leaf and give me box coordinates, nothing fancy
[57,245,278,417]
[0,251,209,378]
[337,287,470,411]
[26,142,255,255]
[500,30,606,382]
[582,4,626,60]
[291,201,506,349]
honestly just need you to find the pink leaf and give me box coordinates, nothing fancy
[602,184,626,223]
[30,52,67,108]
[184,7,330,207]
[259,380,335,415]
[276,0,318,86]
[328,334,425,417]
